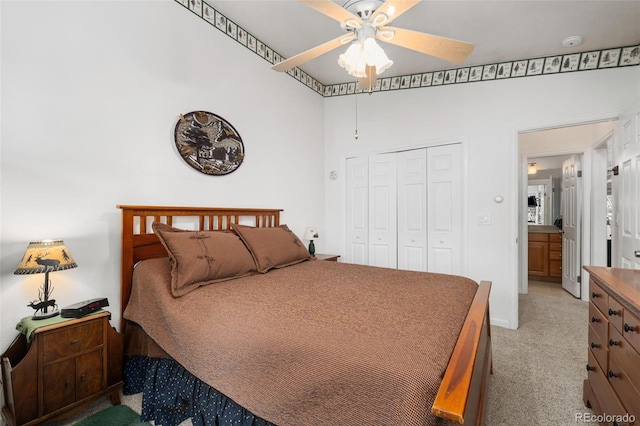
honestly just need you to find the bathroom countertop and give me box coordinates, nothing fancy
[528,225,561,233]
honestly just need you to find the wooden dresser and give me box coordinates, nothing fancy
[1,311,123,426]
[583,266,640,426]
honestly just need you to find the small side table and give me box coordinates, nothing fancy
[1,311,123,426]
[314,254,340,262]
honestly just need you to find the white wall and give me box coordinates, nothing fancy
[2,2,638,352]
[0,1,325,350]
[323,68,639,329]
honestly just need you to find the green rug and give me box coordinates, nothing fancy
[76,405,151,426]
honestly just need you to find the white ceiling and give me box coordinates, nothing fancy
[210,0,640,85]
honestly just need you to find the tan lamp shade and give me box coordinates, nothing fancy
[14,240,77,275]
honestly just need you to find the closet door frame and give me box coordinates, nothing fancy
[343,140,466,273]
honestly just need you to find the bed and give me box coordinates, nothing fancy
[117,205,493,426]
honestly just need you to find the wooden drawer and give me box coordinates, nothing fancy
[622,308,640,355]
[548,232,562,243]
[590,301,608,345]
[528,232,548,242]
[42,319,104,363]
[549,242,562,253]
[589,324,608,371]
[586,350,631,425]
[608,297,624,334]
[608,328,640,421]
[549,249,562,260]
[589,280,609,317]
[549,260,562,277]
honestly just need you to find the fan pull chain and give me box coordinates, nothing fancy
[354,91,359,141]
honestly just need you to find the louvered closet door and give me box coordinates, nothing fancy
[369,153,398,268]
[345,156,369,265]
[397,149,428,271]
[427,144,462,274]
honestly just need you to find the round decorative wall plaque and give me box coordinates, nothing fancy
[174,111,245,175]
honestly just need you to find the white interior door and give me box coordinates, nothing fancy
[397,149,428,271]
[619,100,640,269]
[561,155,581,297]
[345,156,369,265]
[427,144,462,275]
[369,153,397,268]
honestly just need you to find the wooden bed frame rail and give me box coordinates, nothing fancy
[117,205,491,426]
[433,281,492,425]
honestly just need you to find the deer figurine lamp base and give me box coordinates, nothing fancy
[31,270,59,320]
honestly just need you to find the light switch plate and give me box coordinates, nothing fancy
[479,214,491,226]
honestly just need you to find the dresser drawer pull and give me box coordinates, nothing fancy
[590,342,600,349]
[586,364,595,372]
[591,292,601,298]
[81,373,86,382]
[70,339,81,345]
[624,323,636,333]
[608,308,619,316]
[608,370,619,378]
[609,339,619,346]
[591,316,600,323]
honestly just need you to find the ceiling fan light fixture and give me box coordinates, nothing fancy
[338,37,393,78]
[338,42,366,77]
[363,37,393,74]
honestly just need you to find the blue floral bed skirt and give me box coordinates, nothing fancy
[124,355,275,426]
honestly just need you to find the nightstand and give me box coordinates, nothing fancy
[1,311,123,426]
[314,254,340,262]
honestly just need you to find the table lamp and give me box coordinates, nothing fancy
[14,240,77,320]
[303,227,319,257]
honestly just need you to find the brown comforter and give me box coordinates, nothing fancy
[124,258,478,426]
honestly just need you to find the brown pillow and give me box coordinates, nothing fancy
[231,223,311,273]
[152,222,257,297]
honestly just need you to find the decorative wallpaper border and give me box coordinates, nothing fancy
[176,0,639,98]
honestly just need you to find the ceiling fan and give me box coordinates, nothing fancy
[272,0,475,89]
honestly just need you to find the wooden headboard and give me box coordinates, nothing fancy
[117,205,282,327]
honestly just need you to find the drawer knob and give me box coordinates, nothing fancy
[590,342,600,349]
[591,316,600,323]
[591,292,600,298]
[70,339,81,345]
[608,370,619,378]
[624,323,635,333]
[608,308,619,316]
[585,364,595,372]
[609,339,619,346]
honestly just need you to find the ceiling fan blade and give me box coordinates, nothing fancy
[378,26,474,63]
[272,33,356,72]
[299,0,363,26]
[370,0,420,26]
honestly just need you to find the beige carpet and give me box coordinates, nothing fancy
[53,280,597,426]
[484,280,597,426]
